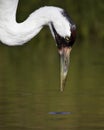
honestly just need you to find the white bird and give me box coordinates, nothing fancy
[0,0,76,91]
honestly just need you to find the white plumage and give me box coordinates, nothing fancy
[0,0,71,46]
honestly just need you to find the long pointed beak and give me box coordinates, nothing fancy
[58,47,72,91]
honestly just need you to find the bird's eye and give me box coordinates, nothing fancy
[65,36,70,42]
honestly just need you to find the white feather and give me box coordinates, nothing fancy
[0,0,71,46]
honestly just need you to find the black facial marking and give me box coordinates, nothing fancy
[61,10,75,25]
[62,10,76,47]
[70,24,76,46]
[51,22,76,49]
[51,10,76,49]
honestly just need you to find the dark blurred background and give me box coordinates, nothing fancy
[0,0,104,130]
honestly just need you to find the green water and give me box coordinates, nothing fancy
[0,31,104,130]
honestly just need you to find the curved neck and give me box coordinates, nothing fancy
[0,0,18,22]
[0,0,62,45]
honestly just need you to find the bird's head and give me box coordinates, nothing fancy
[49,9,76,91]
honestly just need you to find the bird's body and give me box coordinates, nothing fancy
[0,0,76,91]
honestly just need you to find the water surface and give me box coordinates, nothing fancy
[0,31,104,130]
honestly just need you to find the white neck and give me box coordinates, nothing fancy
[0,0,63,45]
